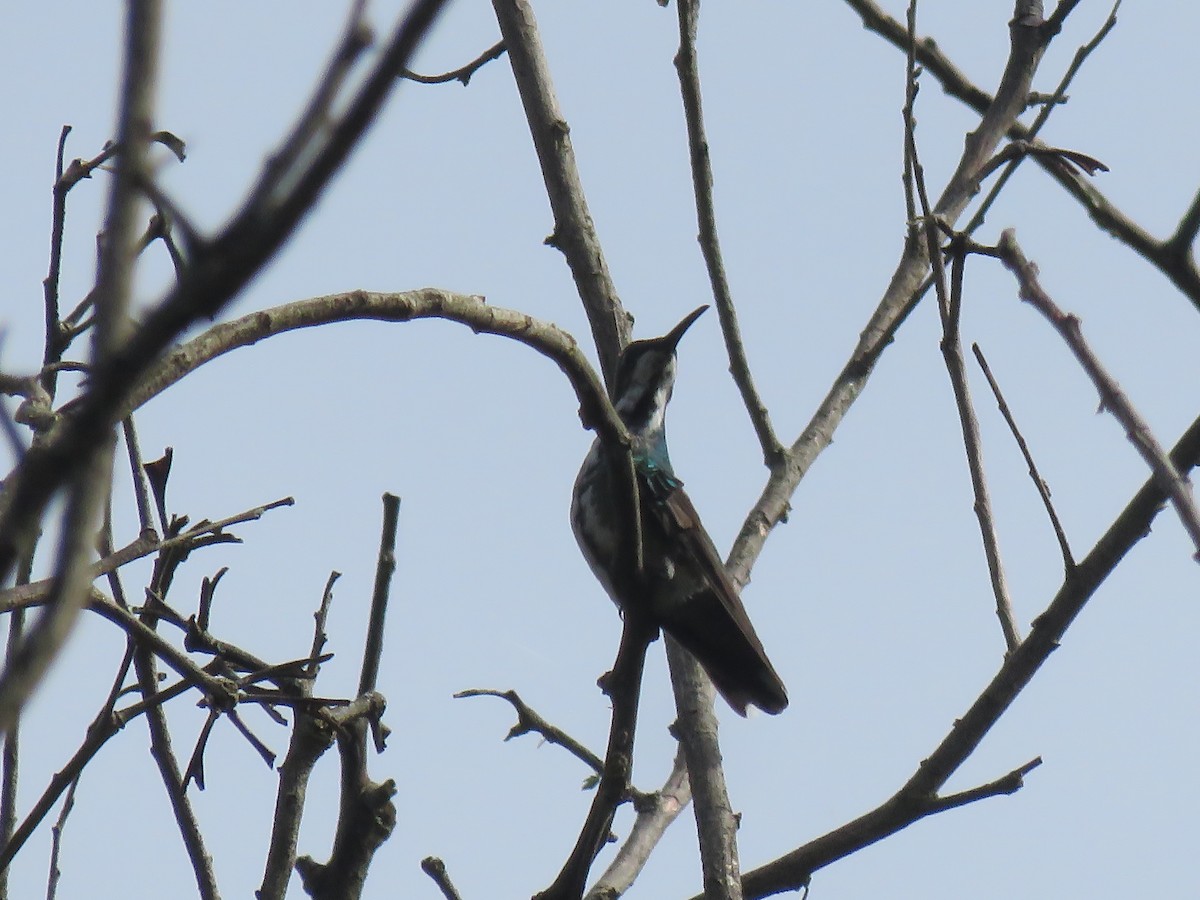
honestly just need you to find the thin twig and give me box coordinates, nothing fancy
[674,0,782,465]
[309,571,340,677]
[44,777,78,900]
[971,343,1075,570]
[120,416,157,535]
[944,246,1021,650]
[907,0,1021,651]
[994,230,1200,561]
[455,689,605,775]
[927,756,1042,813]
[0,495,295,612]
[359,493,400,697]
[401,40,506,85]
[964,0,1121,235]
[41,125,75,396]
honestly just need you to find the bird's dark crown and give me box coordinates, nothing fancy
[611,306,707,433]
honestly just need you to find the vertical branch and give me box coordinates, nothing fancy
[41,125,74,396]
[258,573,340,900]
[490,0,629,380]
[295,494,403,900]
[43,779,78,900]
[905,0,1020,651]
[359,493,400,697]
[120,418,158,538]
[943,250,1021,650]
[674,0,782,464]
[666,638,742,900]
[134,622,219,898]
[0,553,34,900]
[0,0,162,736]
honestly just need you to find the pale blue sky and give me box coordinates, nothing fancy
[2,2,1198,898]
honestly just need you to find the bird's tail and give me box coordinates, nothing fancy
[660,587,789,716]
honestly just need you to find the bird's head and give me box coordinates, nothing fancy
[612,305,708,435]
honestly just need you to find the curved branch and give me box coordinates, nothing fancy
[0,0,451,599]
[401,40,506,85]
[121,288,624,448]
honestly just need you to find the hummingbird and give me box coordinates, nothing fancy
[571,306,789,716]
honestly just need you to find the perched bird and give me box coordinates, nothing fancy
[571,306,788,715]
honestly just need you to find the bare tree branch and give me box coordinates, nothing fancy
[674,0,782,464]
[736,412,1200,897]
[585,747,691,900]
[972,343,1075,570]
[535,612,656,900]
[841,0,1200,312]
[666,638,741,900]
[729,0,1056,593]
[401,40,506,85]
[490,0,630,380]
[420,857,465,900]
[993,229,1200,560]
[902,0,1021,651]
[455,689,605,776]
[0,0,451,598]
[0,0,163,737]
[964,0,1121,235]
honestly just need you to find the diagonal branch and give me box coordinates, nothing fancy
[994,230,1200,560]
[674,0,782,464]
[585,746,691,900]
[737,412,1200,897]
[841,0,1200,312]
[0,0,451,601]
[729,1,1056,590]
[490,0,630,380]
[535,612,657,900]
[972,343,1075,571]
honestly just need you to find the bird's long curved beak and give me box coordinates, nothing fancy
[664,305,709,350]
